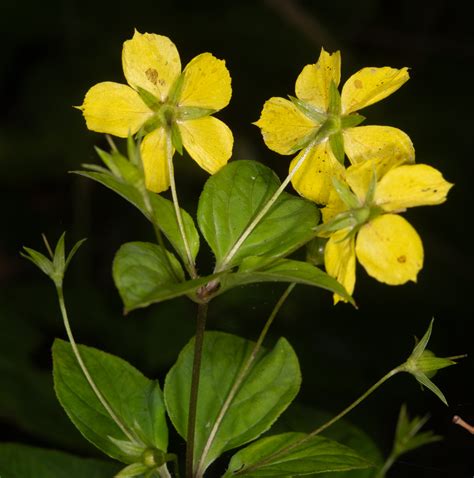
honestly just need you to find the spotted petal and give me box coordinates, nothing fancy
[79,82,152,137]
[179,116,233,174]
[325,228,356,304]
[295,48,341,112]
[179,53,231,111]
[140,127,170,193]
[375,164,453,212]
[255,97,317,155]
[343,125,414,166]
[356,214,423,285]
[122,30,181,102]
[290,140,345,205]
[341,67,409,114]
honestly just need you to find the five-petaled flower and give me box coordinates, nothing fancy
[317,160,453,303]
[79,30,233,192]
[255,48,414,205]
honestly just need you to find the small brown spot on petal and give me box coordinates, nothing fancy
[397,255,407,263]
[354,79,363,89]
[146,68,158,85]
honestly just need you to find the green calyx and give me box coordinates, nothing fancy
[141,448,166,467]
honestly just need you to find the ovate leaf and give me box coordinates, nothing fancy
[0,443,120,478]
[52,339,167,463]
[221,257,353,304]
[112,241,220,311]
[197,160,319,270]
[164,332,301,473]
[223,432,372,477]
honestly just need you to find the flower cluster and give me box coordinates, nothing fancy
[254,48,452,302]
[79,33,452,303]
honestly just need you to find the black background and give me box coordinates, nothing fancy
[1,1,473,476]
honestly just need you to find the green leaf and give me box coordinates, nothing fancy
[0,443,120,478]
[20,247,53,277]
[223,432,372,477]
[52,339,168,463]
[221,257,353,304]
[112,241,219,310]
[197,160,319,270]
[164,331,301,473]
[271,404,383,478]
[73,170,199,262]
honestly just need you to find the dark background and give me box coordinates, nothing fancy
[1,0,473,476]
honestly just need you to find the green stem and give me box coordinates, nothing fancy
[215,142,315,272]
[195,284,295,477]
[141,186,181,282]
[56,286,140,444]
[166,132,197,279]
[374,454,396,478]
[236,365,404,475]
[186,302,209,478]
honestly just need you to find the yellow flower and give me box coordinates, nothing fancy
[79,30,233,192]
[319,160,453,303]
[254,48,414,204]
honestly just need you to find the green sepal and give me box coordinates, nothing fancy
[177,106,216,121]
[289,95,327,123]
[402,319,464,406]
[341,113,366,129]
[127,132,141,167]
[328,80,341,115]
[329,130,345,164]
[168,72,185,105]
[392,404,442,457]
[136,86,161,111]
[170,122,183,155]
[332,177,360,209]
[21,233,86,287]
[115,462,149,478]
[142,114,163,135]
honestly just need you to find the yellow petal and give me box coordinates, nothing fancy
[140,128,170,193]
[255,97,317,155]
[295,48,341,112]
[375,164,453,212]
[179,53,231,111]
[341,67,409,114]
[290,140,345,205]
[79,82,153,137]
[325,229,356,304]
[179,116,233,174]
[343,125,414,166]
[356,214,423,285]
[122,30,181,102]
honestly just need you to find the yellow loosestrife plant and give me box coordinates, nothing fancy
[16,30,465,478]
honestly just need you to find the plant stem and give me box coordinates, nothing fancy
[215,142,315,272]
[195,284,296,477]
[186,302,209,478]
[56,286,139,444]
[166,132,197,279]
[374,454,396,478]
[236,365,404,475]
[157,464,173,478]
